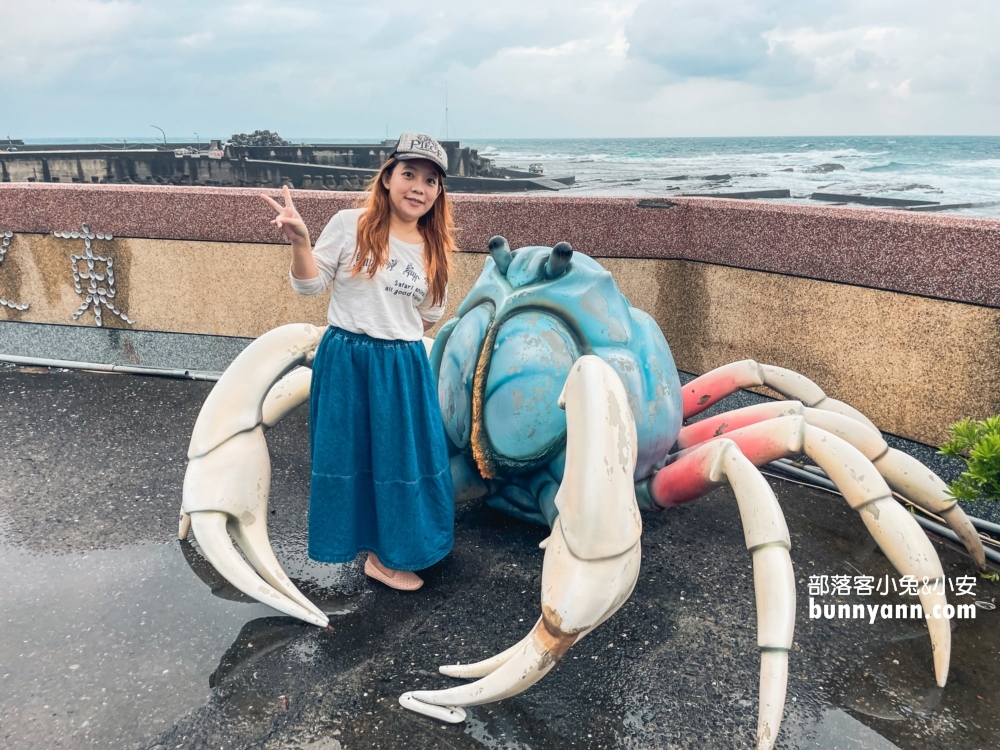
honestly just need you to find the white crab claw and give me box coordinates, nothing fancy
[184,426,328,626]
[181,324,327,628]
[401,355,641,720]
[187,324,322,459]
[261,365,313,427]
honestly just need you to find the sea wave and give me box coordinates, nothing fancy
[862,161,927,173]
[458,136,1000,216]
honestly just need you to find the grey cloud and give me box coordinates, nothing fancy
[1,0,997,138]
[624,0,839,93]
[623,0,1000,103]
[847,48,887,74]
[626,1,774,79]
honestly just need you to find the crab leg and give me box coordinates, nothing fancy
[646,438,795,750]
[400,355,642,723]
[677,402,986,569]
[651,415,951,688]
[680,359,877,431]
[180,324,328,627]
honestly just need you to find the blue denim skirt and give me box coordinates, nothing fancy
[308,326,454,571]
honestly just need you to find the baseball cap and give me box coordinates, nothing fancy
[390,132,448,174]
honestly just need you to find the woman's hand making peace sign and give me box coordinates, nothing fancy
[262,185,319,280]
[261,185,311,245]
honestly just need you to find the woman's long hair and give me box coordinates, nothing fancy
[352,157,455,307]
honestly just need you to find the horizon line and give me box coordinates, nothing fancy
[14,133,1000,144]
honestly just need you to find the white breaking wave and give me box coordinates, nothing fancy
[463,137,1000,216]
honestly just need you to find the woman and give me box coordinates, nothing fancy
[262,133,456,591]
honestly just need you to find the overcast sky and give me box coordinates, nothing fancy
[2,0,998,140]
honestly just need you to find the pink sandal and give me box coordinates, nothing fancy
[364,554,424,591]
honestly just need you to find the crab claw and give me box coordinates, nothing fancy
[400,355,641,721]
[181,324,328,628]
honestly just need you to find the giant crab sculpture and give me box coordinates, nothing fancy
[179,238,986,749]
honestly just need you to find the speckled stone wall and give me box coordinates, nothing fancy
[2,183,999,445]
[3,183,999,306]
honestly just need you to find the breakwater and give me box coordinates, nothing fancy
[0,141,573,192]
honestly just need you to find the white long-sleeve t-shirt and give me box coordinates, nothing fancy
[289,208,448,341]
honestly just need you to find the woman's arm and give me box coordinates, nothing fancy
[418,286,448,332]
[261,186,319,280]
[289,235,319,280]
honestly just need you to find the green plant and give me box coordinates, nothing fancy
[939,416,1000,502]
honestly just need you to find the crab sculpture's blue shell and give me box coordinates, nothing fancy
[429,241,683,526]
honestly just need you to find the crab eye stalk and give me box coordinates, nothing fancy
[545,241,573,280]
[488,236,513,275]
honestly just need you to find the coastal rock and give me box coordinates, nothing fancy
[806,163,845,174]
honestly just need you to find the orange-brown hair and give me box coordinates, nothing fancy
[352,156,455,307]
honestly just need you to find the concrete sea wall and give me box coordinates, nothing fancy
[0,141,493,188]
[1,183,998,446]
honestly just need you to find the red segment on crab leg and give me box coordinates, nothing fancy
[653,426,799,507]
[681,360,878,432]
[644,437,796,750]
[674,404,987,569]
[676,401,802,450]
[650,450,720,508]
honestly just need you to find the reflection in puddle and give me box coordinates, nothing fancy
[0,524,353,750]
[822,613,999,746]
[465,707,531,750]
[805,708,903,749]
[209,607,358,690]
[465,714,535,749]
[0,534,268,748]
[180,538,256,603]
[800,545,1000,746]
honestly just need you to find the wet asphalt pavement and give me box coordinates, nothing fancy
[0,365,998,750]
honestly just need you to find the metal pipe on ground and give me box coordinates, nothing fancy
[910,514,1000,567]
[765,459,1000,567]
[0,354,221,381]
[772,459,1000,537]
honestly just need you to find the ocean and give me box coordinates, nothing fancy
[462,136,1000,218]
[20,135,1000,217]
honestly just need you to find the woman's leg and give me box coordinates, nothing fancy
[365,338,455,572]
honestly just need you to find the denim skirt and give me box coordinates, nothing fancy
[307,326,455,571]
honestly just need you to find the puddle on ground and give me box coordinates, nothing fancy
[1,368,998,749]
[0,523,356,750]
[781,481,1000,750]
[822,606,1000,747]
[463,712,537,749]
[3,508,994,750]
[804,708,903,749]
